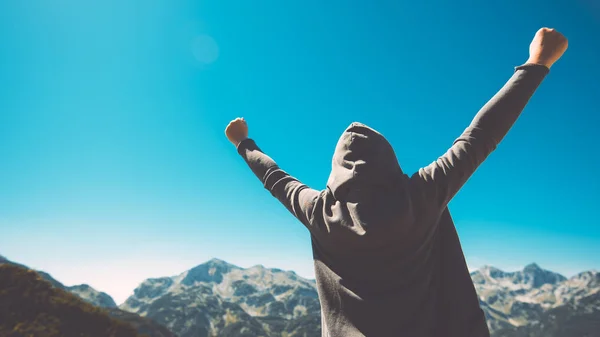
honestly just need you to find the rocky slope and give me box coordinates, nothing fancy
[68,284,118,308]
[493,290,600,337]
[471,263,600,333]
[4,252,598,337]
[120,258,321,337]
[121,259,600,337]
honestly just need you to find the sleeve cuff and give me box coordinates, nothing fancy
[514,63,550,74]
[236,138,255,154]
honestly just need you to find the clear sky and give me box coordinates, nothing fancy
[1,0,599,305]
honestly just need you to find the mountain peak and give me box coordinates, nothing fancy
[207,257,227,264]
[478,265,507,279]
[70,284,92,289]
[205,258,239,268]
[182,258,240,285]
[570,270,600,284]
[481,265,503,272]
[121,257,322,336]
[68,284,118,308]
[523,263,542,272]
[516,263,566,288]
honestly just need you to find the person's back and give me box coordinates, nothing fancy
[225,28,568,337]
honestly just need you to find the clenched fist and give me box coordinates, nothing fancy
[225,117,249,147]
[527,28,568,69]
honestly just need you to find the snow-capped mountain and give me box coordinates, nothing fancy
[120,258,321,337]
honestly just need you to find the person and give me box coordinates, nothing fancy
[225,28,568,337]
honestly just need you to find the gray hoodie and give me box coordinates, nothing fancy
[237,63,549,336]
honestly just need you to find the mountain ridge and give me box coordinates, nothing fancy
[120,258,321,337]
[120,258,599,337]
[2,253,598,337]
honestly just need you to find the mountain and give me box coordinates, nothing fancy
[120,258,321,337]
[0,255,175,337]
[471,264,600,335]
[121,259,600,337]
[0,263,142,337]
[493,289,600,337]
[106,308,179,337]
[0,256,117,308]
[0,255,66,289]
[3,252,598,337]
[68,284,118,308]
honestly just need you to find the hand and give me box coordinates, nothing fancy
[225,117,249,147]
[526,28,568,69]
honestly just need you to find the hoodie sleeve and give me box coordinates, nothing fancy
[411,63,550,211]
[237,138,321,228]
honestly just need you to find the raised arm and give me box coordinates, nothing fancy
[411,28,568,210]
[225,118,321,228]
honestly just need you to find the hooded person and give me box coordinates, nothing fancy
[226,28,567,337]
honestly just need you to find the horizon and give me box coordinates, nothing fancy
[1,1,599,306]
[3,252,598,306]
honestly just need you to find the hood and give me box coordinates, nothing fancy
[326,122,404,203]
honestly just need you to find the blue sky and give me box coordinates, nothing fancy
[1,0,599,304]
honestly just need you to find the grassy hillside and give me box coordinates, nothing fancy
[0,263,144,337]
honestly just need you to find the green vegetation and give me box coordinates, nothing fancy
[0,263,144,337]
